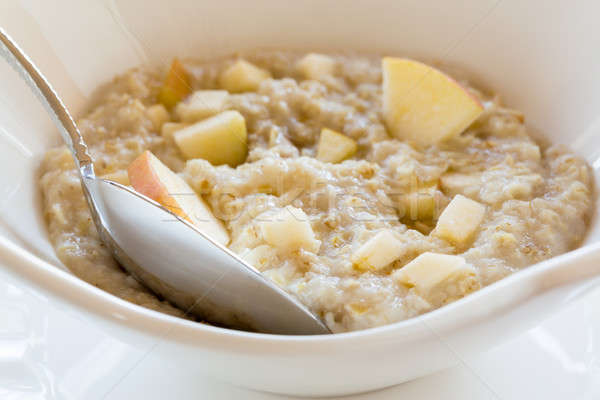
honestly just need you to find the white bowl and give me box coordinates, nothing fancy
[1,0,600,396]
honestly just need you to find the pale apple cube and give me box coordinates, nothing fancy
[297,53,336,80]
[100,170,130,186]
[433,194,485,245]
[260,206,320,253]
[146,104,170,130]
[393,252,477,299]
[351,230,404,271]
[173,110,247,167]
[161,122,189,140]
[218,60,271,93]
[316,128,357,163]
[174,90,229,122]
[382,57,483,146]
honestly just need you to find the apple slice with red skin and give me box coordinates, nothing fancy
[128,150,230,246]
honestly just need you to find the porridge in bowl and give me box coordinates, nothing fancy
[40,51,593,333]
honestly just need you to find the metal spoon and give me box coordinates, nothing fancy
[0,27,330,335]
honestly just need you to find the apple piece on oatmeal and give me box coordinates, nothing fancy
[146,104,170,130]
[432,194,485,245]
[260,206,320,253]
[351,230,404,271]
[219,59,271,93]
[393,252,479,302]
[382,57,483,146]
[173,110,247,167]
[127,150,230,245]
[158,58,192,109]
[174,90,229,122]
[316,128,357,163]
[297,53,336,80]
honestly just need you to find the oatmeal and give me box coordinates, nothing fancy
[39,51,593,332]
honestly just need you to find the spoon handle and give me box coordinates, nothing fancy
[0,27,93,172]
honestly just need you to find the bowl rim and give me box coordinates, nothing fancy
[2,233,600,350]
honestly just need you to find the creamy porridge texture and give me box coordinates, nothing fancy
[39,52,593,332]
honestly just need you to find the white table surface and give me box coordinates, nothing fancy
[1,265,599,400]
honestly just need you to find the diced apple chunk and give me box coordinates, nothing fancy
[127,151,229,245]
[174,90,229,122]
[146,104,170,130]
[432,194,485,245]
[297,53,335,80]
[316,128,357,163]
[100,170,130,186]
[351,230,404,271]
[382,57,483,146]
[173,110,247,167]
[260,206,320,252]
[393,252,478,300]
[158,59,191,109]
[161,122,189,141]
[218,60,271,93]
